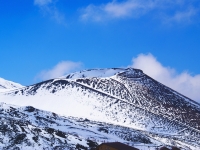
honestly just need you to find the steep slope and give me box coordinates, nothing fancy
[0,77,23,92]
[0,68,200,149]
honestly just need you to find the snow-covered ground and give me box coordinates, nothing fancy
[0,102,168,150]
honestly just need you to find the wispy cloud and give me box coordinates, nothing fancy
[34,0,66,25]
[131,53,200,102]
[34,0,52,6]
[165,7,198,24]
[80,0,200,24]
[36,61,82,81]
[81,0,154,21]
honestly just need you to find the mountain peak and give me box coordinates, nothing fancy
[63,67,143,79]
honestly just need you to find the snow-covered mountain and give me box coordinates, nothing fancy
[0,68,200,149]
[0,102,169,150]
[0,77,23,92]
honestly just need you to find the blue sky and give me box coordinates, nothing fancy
[1,0,200,101]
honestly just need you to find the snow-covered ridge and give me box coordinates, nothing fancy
[0,77,23,92]
[61,68,143,79]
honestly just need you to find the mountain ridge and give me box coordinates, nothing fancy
[0,68,200,149]
[0,77,23,92]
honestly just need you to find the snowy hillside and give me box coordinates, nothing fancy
[0,68,200,149]
[0,77,23,92]
[0,102,169,150]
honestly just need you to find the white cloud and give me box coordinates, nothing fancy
[81,0,154,21]
[36,61,82,81]
[34,0,67,25]
[80,0,199,24]
[165,7,198,24]
[131,53,200,102]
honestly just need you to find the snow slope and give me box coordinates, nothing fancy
[0,102,168,150]
[0,77,23,92]
[0,68,200,149]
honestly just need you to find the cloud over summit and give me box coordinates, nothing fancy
[131,53,200,102]
[36,55,200,103]
[36,61,82,81]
